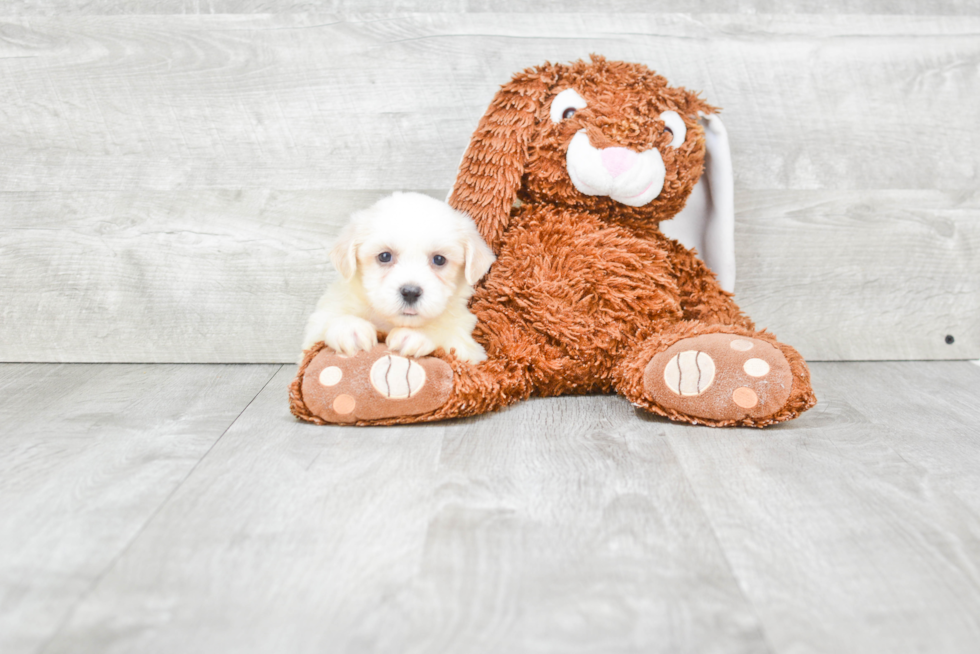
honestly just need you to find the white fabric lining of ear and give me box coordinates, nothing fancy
[659,113,736,292]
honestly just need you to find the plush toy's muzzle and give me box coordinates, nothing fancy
[566,130,667,206]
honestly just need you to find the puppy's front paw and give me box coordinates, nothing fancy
[324,316,378,356]
[452,343,487,364]
[386,328,436,358]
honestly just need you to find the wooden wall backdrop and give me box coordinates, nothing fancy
[1,3,977,362]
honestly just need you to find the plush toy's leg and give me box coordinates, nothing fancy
[289,342,533,426]
[614,322,816,428]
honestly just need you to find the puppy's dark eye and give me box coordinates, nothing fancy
[562,107,577,120]
[377,252,392,263]
[664,126,673,136]
[432,254,447,266]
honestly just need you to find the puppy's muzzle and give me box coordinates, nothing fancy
[399,284,423,306]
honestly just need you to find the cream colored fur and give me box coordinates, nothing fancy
[301,192,495,363]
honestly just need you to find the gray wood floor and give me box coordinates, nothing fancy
[2,361,979,654]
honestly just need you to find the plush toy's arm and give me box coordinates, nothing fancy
[659,113,736,292]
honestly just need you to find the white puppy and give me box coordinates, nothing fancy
[301,192,496,363]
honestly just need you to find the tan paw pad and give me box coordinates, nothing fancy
[644,333,794,422]
[300,344,453,424]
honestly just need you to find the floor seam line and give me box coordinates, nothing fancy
[34,363,284,654]
[663,430,780,654]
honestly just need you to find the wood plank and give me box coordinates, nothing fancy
[1,189,975,363]
[40,366,771,654]
[9,1,980,15]
[665,361,980,654]
[0,189,422,363]
[1,13,976,363]
[0,362,278,654]
[0,14,976,192]
[734,190,980,361]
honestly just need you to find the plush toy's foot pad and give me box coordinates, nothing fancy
[644,333,793,423]
[300,345,453,424]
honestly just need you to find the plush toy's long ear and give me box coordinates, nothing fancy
[660,113,736,292]
[447,70,551,254]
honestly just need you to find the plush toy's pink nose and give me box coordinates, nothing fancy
[600,147,637,178]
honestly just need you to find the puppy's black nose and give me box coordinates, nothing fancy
[400,285,423,305]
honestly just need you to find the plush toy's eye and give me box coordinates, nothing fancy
[432,254,446,266]
[377,252,392,263]
[659,110,686,148]
[550,88,587,123]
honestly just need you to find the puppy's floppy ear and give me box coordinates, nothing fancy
[448,66,552,255]
[329,220,359,282]
[461,223,496,286]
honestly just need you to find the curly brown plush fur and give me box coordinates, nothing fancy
[291,56,816,427]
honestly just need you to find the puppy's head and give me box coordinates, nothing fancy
[330,192,495,328]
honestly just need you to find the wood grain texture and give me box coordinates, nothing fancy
[734,190,980,361]
[9,1,980,15]
[0,14,978,191]
[1,189,975,362]
[0,362,278,654]
[38,366,771,654]
[0,12,977,362]
[665,360,980,654]
[0,189,427,363]
[5,360,978,653]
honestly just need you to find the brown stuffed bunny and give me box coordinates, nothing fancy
[291,56,816,427]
